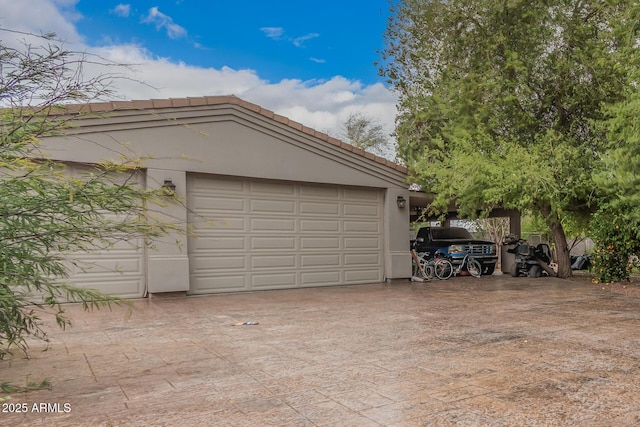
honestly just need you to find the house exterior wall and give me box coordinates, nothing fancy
[39,98,412,295]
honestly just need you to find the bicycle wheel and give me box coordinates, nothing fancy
[467,258,482,278]
[415,254,430,279]
[434,258,453,280]
[422,262,434,279]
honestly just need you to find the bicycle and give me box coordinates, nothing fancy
[451,253,482,278]
[414,251,453,280]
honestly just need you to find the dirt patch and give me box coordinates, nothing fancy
[586,273,640,298]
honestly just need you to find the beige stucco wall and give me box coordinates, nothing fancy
[384,188,413,279]
[41,102,412,294]
[45,107,404,189]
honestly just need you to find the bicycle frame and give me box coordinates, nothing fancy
[452,253,481,278]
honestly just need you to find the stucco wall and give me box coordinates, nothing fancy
[39,101,412,294]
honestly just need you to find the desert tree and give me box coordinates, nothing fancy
[0,29,174,365]
[341,112,391,157]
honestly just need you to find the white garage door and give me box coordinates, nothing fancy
[187,174,384,294]
[62,165,146,299]
[64,238,145,299]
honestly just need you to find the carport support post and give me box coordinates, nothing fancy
[146,169,190,295]
[384,188,412,280]
[509,210,522,238]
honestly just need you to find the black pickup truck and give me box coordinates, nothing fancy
[411,226,498,275]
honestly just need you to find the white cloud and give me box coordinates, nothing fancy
[310,57,326,64]
[1,0,398,151]
[112,4,131,18]
[260,27,284,40]
[261,27,320,48]
[0,0,82,45]
[292,32,319,47]
[142,7,187,39]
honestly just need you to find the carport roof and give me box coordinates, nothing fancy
[57,95,408,175]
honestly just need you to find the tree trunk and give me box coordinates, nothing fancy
[545,213,572,279]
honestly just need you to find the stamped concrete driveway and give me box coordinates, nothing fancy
[3,275,640,426]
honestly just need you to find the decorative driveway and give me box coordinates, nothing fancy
[3,275,640,426]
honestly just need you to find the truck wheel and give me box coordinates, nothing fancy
[482,264,495,276]
[528,265,542,278]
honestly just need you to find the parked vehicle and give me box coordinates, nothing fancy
[411,226,498,275]
[508,240,554,278]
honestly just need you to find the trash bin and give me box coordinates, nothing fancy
[501,241,518,274]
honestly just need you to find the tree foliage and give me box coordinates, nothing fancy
[0,31,173,360]
[590,201,640,282]
[341,112,390,156]
[589,75,640,282]
[380,0,640,278]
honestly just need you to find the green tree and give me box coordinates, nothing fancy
[380,0,640,278]
[590,201,640,282]
[595,87,640,220]
[0,31,173,363]
[590,75,640,282]
[341,112,390,156]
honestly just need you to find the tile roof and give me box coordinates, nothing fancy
[60,95,408,174]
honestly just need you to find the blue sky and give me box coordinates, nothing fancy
[74,1,390,85]
[0,0,397,145]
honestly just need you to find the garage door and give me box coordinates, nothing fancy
[62,165,146,299]
[187,174,384,294]
[64,238,145,299]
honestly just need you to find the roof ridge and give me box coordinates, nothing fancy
[60,95,407,174]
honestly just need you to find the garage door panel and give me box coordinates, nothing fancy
[86,238,141,253]
[193,275,246,293]
[344,237,381,250]
[192,236,246,251]
[345,269,380,283]
[191,195,246,212]
[192,217,244,231]
[65,242,145,297]
[70,257,142,275]
[344,203,379,217]
[301,271,341,286]
[251,199,295,214]
[344,253,380,266]
[252,273,297,288]
[251,218,296,231]
[250,236,296,250]
[301,254,341,267]
[301,236,340,249]
[251,255,296,268]
[344,221,380,233]
[191,255,246,270]
[299,185,339,198]
[250,181,295,195]
[300,201,339,215]
[188,174,383,294]
[191,176,244,193]
[300,219,340,232]
[66,278,144,299]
